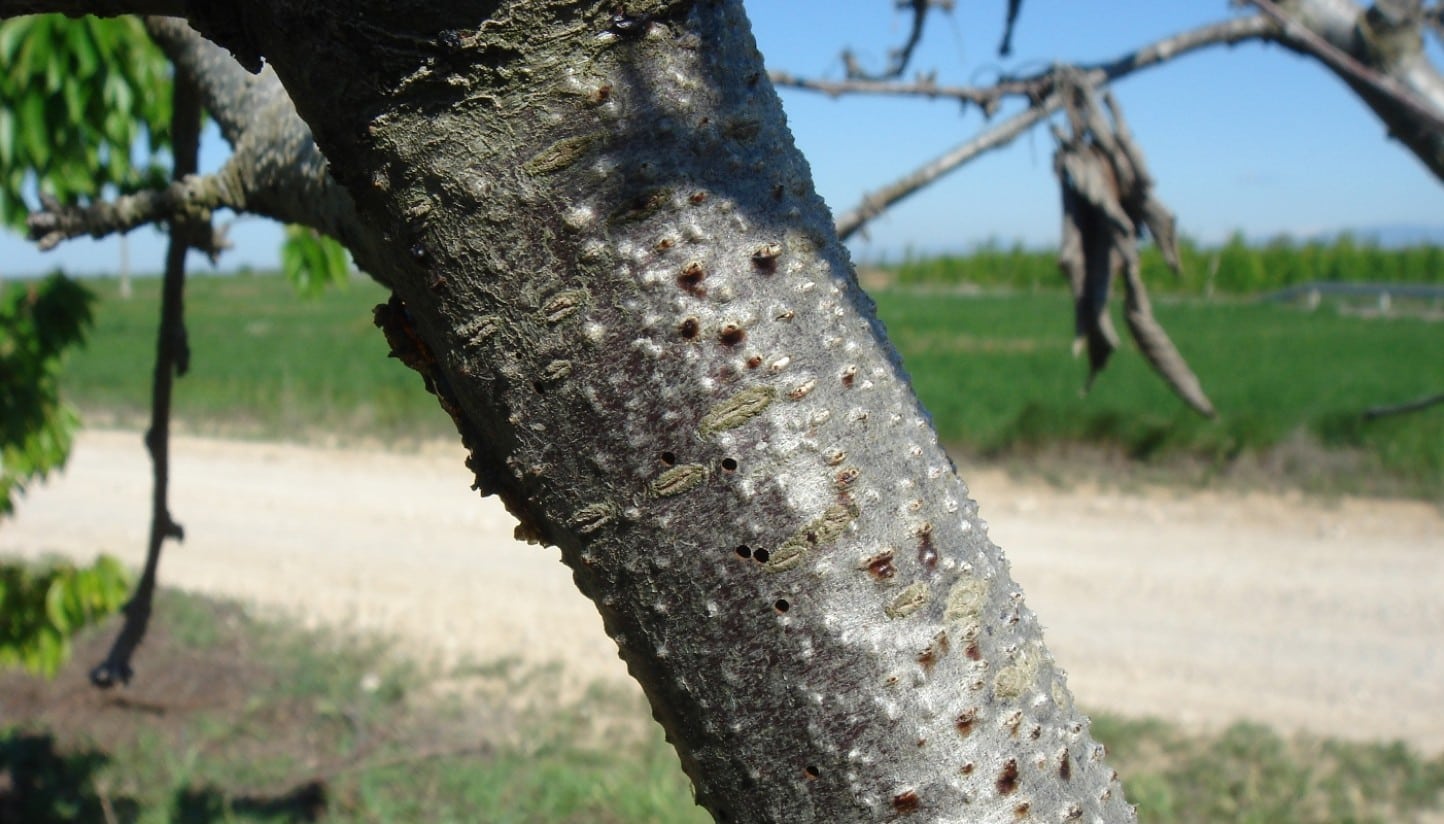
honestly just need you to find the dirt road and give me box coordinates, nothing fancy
[4,430,1441,752]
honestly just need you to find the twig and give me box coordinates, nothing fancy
[842,0,952,81]
[829,15,1276,240]
[91,67,204,689]
[1363,391,1444,420]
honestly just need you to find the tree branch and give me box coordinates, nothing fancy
[26,17,394,285]
[26,174,234,252]
[90,64,202,689]
[841,0,953,81]
[828,15,1277,240]
[1255,0,1444,181]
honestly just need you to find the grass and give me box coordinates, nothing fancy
[874,290,1444,497]
[56,273,1444,497]
[2,588,1441,823]
[0,588,706,823]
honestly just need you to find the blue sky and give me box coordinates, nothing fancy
[5,1,1443,276]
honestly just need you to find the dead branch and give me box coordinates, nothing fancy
[826,14,1277,240]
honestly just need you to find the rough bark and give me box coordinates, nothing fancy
[170,0,1132,820]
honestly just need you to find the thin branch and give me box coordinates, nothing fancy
[27,173,235,252]
[829,15,1277,240]
[841,0,952,81]
[90,65,202,689]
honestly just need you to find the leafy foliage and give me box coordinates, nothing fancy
[280,224,352,296]
[0,274,94,514]
[0,555,130,677]
[0,15,171,230]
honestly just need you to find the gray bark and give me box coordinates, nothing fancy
[176,0,1131,820]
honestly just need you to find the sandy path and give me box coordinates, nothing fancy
[3,430,1441,752]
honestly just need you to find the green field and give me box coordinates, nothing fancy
[57,272,1443,498]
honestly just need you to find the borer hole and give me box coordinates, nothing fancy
[660,451,677,466]
[721,457,738,472]
[679,318,700,339]
[719,324,745,346]
[753,547,771,563]
[803,765,820,779]
[734,544,752,559]
[774,598,790,613]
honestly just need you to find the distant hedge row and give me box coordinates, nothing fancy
[884,233,1444,295]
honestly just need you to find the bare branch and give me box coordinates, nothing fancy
[91,65,202,689]
[1247,0,1444,133]
[27,173,236,252]
[841,0,953,81]
[828,15,1277,240]
[998,0,1024,57]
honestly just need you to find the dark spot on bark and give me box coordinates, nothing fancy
[753,547,771,563]
[773,598,789,613]
[608,12,651,37]
[961,762,975,775]
[772,183,785,200]
[892,790,920,814]
[803,765,819,780]
[735,544,751,559]
[997,759,1020,795]
[1014,802,1031,818]
[917,523,937,571]
[965,643,981,661]
[680,318,700,339]
[721,457,738,472]
[660,451,676,466]
[689,191,707,204]
[748,71,763,87]
[591,84,612,104]
[678,261,706,293]
[654,236,674,252]
[863,549,895,579]
[746,355,763,369]
[719,324,745,346]
[841,365,857,387]
[834,467,859,488]
[1059,749,1072,781]
[609,187,670,224]
[955,709,977,737]
[428,271,446,291]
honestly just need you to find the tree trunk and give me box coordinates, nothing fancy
[62,0,1141,819]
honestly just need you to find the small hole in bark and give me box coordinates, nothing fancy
[721,457,738,472]
[660,451,677,466]
[680,318,700,339]
[735,544,752,559]
[753,547,771,563]
[803,765,819,779]
[774,598,790,613]
[892,790,920,814]
[997,759,1020,795]
[719,324,745,346]
[678,261,706,293]
[746,355,763,369]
